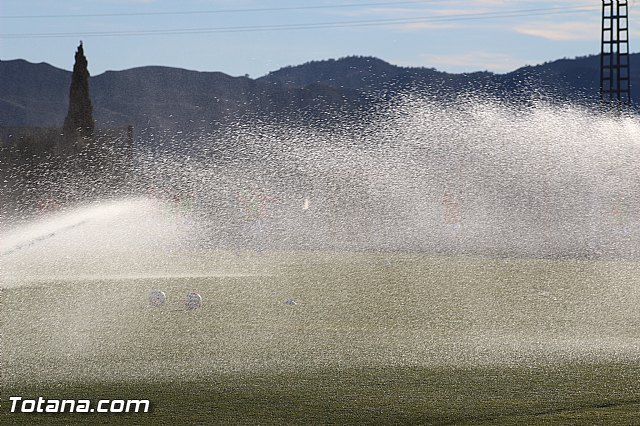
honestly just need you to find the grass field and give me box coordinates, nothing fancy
[3,252,640,424]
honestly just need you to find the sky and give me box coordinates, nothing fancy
[0,0,636,78]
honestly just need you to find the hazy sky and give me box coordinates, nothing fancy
[0,1,633,77]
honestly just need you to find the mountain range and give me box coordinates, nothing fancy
[0,54,635,134]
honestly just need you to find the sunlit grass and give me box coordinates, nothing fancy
[3,252,640,423]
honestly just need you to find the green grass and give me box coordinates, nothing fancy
[5,364,640,424]
[3,252,640,424]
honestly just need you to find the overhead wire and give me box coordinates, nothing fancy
[0,1,451,19]
[0,4,599,39]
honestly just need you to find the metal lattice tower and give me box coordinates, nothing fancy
[600,0,631,110]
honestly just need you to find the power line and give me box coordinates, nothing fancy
[0,1,441,19]
[0,5,598,39]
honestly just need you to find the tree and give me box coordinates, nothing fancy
[63,41,94,140]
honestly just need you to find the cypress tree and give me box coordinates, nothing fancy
[63,41,94,140]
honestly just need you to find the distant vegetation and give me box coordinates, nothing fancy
[62,42,94,141]
[0,44,132,217]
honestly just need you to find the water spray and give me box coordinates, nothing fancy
[0,219,88,257]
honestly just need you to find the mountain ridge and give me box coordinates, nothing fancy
[0,53,631,133]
